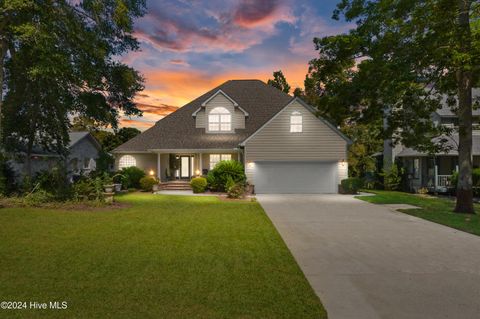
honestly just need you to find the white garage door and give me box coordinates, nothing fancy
[254,161,338,194]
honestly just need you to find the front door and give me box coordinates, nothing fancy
[180,156,191,179]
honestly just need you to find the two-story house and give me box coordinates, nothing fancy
[383,99,480,192]
[113,80,351,194]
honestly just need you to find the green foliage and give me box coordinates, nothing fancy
[1,0,146,161]
[72,179,95,200]
[33,166,71,200]
[207,160,246,192]
[267,70,291,93]
[340,178,364,194]
[227,183,245,199]
[95,150,114,173]
[120,166,145,189]
[225,175,236,192]
[342,123,383,178]
[190,177,208,193]
[451,169,480,189]
[23,189,55,206]
[0,156,17,195]
[308,0,480,212]
[140,176,158,192]
[381,165,404,191]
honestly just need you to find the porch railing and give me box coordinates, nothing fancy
[437,175,452,188]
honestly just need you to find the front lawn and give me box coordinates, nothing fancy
[358,190,480,236]
[0,193,326,319]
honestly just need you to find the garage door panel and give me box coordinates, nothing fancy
[254,162,337,194]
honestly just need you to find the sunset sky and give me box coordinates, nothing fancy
[120,0,352,130]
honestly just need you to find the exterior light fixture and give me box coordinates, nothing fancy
[149,169,155,176]
[195,169,201,176]
[247,162,255,168]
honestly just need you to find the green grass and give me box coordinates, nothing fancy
[0,193,326,319]
[358,190,480,236]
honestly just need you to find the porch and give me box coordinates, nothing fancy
[115,150,243,182]
[400,156,480,193]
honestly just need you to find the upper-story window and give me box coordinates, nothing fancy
[208,107,231,132]
[290,111,303,133]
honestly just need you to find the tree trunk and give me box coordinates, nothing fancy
[26,138,33,179]
[454,0,474,214]
[0,38,7,146]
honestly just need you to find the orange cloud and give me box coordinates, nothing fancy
[121,61,309,130]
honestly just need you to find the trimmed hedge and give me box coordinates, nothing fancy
[140,176,158,192]
[340,177,364,194]
[190,177,207,193]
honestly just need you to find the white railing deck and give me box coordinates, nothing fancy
[437,175,453,188]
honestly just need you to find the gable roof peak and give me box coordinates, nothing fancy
[201,89,239,107]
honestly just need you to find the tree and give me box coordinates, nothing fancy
[267,70,291,94]
[1,0,146,177]
[343,122,383,178]
[307,0,480,213]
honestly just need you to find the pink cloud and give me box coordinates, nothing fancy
[133,0,295,53]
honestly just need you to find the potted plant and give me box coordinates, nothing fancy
[103,173,115,193]
[112,173,123,192]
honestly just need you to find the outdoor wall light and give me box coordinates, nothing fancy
[195,169,200,176]
[247,162,255,168]
[149,169,155,176]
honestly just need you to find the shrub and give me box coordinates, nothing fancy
[120,167,145,189]
[140,176,158,192]
[24,189,55,206]
[380,164,404,191]
[227,182,245,199]
[190,177,207,193]
[207,160,246,191]
[33,166,72,200]
[0,156,17,196]
[73,178,95,200]
[340,177,364,194]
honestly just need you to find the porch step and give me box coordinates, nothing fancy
[159,181,192,191]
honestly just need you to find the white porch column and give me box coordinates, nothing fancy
[434,165,438,190]
[199,153,203,174]
[157,153,161,181]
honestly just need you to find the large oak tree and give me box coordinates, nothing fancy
[0,0,146,176]
[307,0,480,213]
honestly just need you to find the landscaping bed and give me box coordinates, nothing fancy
[0,193,326,318]
[358,190,480,236]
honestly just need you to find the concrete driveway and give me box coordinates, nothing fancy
[257,194,480,319]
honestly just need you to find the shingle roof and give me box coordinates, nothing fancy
[113,80,293,152]
[435,89,480,117]
[397,133,480,156]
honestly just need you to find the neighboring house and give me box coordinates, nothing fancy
[113,80,350,194]
[10,132,102,179]
[383,101,480,193]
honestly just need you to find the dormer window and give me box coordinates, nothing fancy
[208,107,231,132]
[290,111,302,132]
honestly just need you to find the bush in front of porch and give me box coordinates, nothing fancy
[206,160,246,192]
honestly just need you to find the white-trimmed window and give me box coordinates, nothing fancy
[118,155,136,169]
[209,154,232,169]
[290,111,303,132]
[208,107,231,132]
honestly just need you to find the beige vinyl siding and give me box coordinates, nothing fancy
[195,111,206,128]
[115,153,157,173]
[244,100,347,181]
[233,109,245,129]
[195,92,246,130]
[198,153,238,171]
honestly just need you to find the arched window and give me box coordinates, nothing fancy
[119,155,136,169]
[208,107,231,132]
[290,111,303,132]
